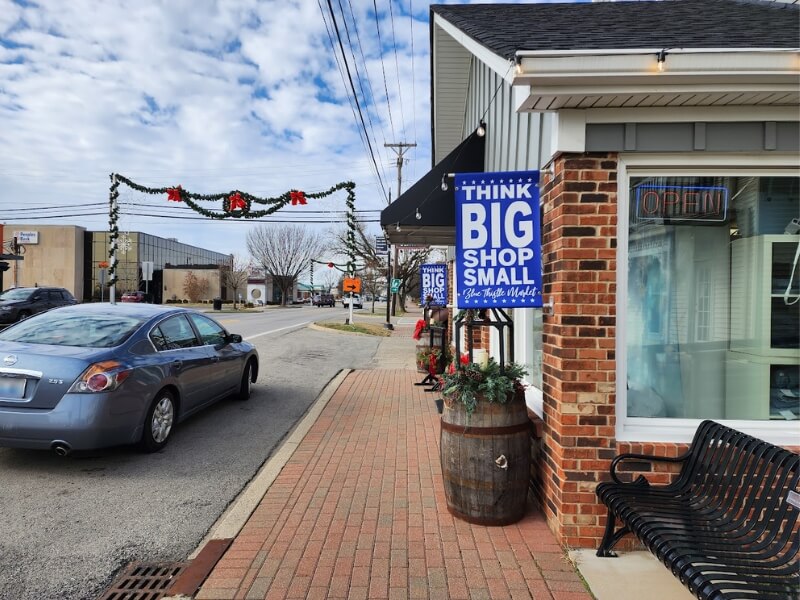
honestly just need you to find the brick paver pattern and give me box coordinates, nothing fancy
[196,369,592,600]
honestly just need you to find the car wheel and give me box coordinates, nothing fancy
[237,359,255,401]
[140,389,176,452]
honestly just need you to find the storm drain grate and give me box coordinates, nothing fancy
[97,561,188,600]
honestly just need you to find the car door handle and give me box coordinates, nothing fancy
[172,360,183,369]
[210,356,219,363]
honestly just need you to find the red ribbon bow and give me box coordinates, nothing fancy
[290,190,307,206]
[228,192,246,211]
[167,186,182,202]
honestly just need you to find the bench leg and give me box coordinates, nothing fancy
[596,506,630,558]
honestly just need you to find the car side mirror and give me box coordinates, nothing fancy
[227,333,242,344]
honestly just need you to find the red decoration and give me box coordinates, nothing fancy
[290,190,307,206]
[228,192,246,211]
[412,319,426,340]
[327,262,334,268]
[428,353,438,375]
[167,186,182,202]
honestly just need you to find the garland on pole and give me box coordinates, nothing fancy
[108,175,120,286]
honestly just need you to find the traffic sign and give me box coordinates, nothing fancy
[141,261,154,281]
[343,277,361,293]
[390,278,401,294]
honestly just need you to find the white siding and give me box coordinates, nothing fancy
[463,58,553,172]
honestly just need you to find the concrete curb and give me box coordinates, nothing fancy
[188,368,352,559]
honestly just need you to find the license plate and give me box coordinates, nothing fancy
[0,377,26,399]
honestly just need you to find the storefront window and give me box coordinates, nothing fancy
[626,175,799,421]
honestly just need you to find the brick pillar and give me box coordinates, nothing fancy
[537,152,618,548]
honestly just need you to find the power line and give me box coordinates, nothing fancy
[317,0,387,199]
[338,0,385,154]
[408,0,418,183]
[1,211,379,224]
[372,0,395,141]
[387,0,407,142]
[324,0,390,204]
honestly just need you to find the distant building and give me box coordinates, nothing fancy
[1,224,231,303]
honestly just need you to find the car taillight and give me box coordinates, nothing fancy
[68,360,133,393]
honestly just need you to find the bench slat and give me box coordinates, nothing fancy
[596,420,799,600]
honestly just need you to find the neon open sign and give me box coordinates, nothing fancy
[635,185,729,223]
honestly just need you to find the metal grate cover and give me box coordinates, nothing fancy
[97,561,188,600]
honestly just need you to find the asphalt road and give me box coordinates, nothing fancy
[0,305,382,600]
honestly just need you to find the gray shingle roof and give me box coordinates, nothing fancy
[431,0,800,59]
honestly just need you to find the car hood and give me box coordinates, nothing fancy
[0,300,23,307]
[0,341,114,409]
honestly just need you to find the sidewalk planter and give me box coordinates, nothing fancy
[440,360,530,526]
[415,343,433,373]
[415,345,449,375]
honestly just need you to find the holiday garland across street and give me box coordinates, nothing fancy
[107,173,357,297]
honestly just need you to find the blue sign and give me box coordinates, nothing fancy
[420,264,447,306]
[455,170,542,309]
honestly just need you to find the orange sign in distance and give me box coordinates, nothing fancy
[342,277,361,293]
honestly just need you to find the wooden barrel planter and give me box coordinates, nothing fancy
[440,392,531,525]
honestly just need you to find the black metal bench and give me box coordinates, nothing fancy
[596,420,799,600]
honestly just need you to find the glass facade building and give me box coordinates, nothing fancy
[84,232,231,303]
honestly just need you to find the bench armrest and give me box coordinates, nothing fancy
[609,452,690,485]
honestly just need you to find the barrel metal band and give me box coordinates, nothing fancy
[440,421,530,435]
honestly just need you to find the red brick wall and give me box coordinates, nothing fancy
[532,152,800,551]
[537,152,619,548]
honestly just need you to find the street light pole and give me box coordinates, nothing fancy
[384,142,416,317]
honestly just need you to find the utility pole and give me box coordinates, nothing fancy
[384,142,416,317]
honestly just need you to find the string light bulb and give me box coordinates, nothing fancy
[441,175,449,191]
[656,50,667,72]
[415,208,422,220]
[395,223,401,232]
[476,121,486,137]
[514,55,523,75]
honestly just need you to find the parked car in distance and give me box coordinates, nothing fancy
[121,291,146,303]
[342,293,363,309]
[0,303,259,454]
[314,294,336,307]
[0,286,77,324]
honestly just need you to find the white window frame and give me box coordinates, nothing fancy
[515,307,544,417]
[617,153,800,446]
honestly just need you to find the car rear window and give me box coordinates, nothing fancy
[0,312,144,347]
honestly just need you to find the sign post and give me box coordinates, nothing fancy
[141,261,154,302]
[375,237,392,330]
[342,277,361,324]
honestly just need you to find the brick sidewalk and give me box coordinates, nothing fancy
[195,364,592,600]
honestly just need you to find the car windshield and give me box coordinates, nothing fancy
[0,311,144,347]
[0,288,33,301]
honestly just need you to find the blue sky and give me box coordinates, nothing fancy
[0,0,574,260]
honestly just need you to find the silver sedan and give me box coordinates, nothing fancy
[0,303,258,454]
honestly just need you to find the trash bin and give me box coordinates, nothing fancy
[213,298,222,311]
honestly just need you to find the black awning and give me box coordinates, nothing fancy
[380,131,485,245]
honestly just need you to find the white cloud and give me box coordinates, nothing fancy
[0,0,565,261]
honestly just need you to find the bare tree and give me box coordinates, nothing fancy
[246,224,326,307]
[183,271,209,303]
[329,220,430,312]
[223,253,250,309]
